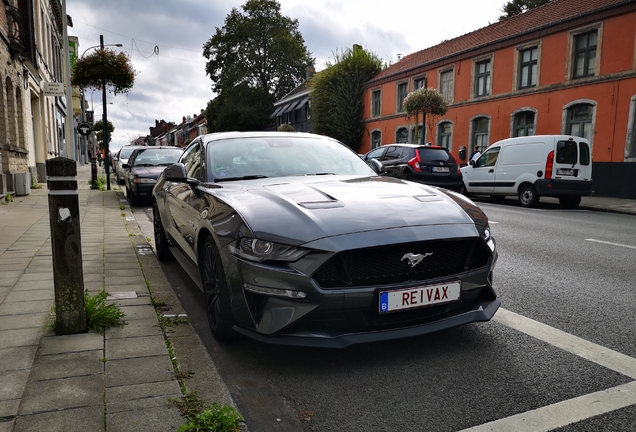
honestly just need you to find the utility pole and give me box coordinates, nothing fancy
[101,35,111,190]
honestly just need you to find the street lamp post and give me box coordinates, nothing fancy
[80,38,123,191]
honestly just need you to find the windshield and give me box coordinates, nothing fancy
[119,147,137,159]
[207,136,375,181]
[131,148,183,167]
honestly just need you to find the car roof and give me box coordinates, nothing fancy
[372,143,447,151]
[199,131,341,144]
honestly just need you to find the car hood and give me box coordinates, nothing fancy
[131,166,168,178]
[203,175,488,244]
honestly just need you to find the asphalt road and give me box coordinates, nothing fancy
[134,198,636,432]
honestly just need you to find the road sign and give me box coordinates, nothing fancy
[77,122,92,136]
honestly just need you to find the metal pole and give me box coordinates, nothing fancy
[100,35,111,190]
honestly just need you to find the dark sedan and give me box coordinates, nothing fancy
[123,146,184,206]
[152,132,499,348]
[362,144,464,192]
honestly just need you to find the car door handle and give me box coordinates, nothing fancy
[489,169,494,173]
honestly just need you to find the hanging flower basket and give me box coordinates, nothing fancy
[71,48,135,94]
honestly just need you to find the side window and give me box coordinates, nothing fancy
[182,142,202,179]
[474,59,491,98]
[383,146,404,161]
[366,147,385,160]
[396,82,408,112]
[440,69,454,103]
[572,30,597,79]
[579,141,590,166]
[518,47,538,89]
[475,147,500,168]
[372,90,381,117]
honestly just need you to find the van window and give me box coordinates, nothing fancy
[475,147,500,167]
[556,140,577,165]
[579,141,590,165]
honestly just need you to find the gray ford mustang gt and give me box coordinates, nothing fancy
[152,131,499,348]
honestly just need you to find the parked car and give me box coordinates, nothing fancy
[123,146,184,206]
[460,135,592,208]
[114,145,145,184]
[361,144,464,192]
[152,132,499,348]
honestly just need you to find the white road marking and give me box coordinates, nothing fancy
[458,308,636,431]
[585,238,636,250]
[460,381,636,432]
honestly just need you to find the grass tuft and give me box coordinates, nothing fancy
[85,290,126,333]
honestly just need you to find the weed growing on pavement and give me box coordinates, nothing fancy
[119,204,125,210]
[129,233,136,236]
[146,236,152,242]
[89,177,106,191]
[177,401,244,432]
[85,290,125,333]
[4,194,14,203]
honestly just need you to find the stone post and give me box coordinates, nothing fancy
[46,157,87,334]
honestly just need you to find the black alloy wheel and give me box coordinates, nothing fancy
[518,184,539,207]
[200,236,235,341]
[153,202,172,261]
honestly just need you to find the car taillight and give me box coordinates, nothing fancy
[545,150,554,179]
[449,152,461,173]
[407,156,421,172]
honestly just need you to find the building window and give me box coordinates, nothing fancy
[372,90,381,117]
[573,30,597,79]
[397,82,408,112]
[437,122,452,149]
[514,111,536,137]
[371,130,382,149]
[519,47,537,89]
[472,117,490,153]
[475,59,491,97]
[412,124,425,144]
[414,77,426,90]
[396,127,408,143]
[440,70,454,102]
[567,104,593,139]
[306,100,311,120]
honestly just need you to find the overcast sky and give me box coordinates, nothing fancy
[67,0,506,150]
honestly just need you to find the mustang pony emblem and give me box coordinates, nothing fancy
[401,252,433,267]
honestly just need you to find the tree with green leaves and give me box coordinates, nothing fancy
[310,45,385,152]
[403,88,448,144]
[203,0,314,131]
[93,120,114,151]
[499,0,552,19]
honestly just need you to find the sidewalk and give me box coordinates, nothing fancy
[0,164,236,432]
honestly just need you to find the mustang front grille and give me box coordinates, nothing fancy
[313,239,490,289]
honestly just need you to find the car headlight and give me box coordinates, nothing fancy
[482,224,491,242]
[133,178,157,184]
[231,237,309,262]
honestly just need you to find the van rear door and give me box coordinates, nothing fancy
[553,138,592,181]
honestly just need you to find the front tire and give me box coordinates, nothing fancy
[200,236,235,341]
[518,184,539,207]
[153,202,172,261]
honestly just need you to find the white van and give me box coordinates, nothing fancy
[461,135,592,208]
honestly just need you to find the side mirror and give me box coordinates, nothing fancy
[367,158,386,175]
[469,160,475,166]
[162,163,188,182]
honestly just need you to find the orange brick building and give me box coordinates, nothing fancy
[360,0,636,199]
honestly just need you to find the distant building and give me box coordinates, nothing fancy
[361,0,636,199]
[270,67,314,132]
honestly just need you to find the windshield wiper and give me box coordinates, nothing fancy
[133,164,155,167]
[214,175,269,182]
[307,172,336,176]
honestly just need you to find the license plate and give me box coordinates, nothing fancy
[556,168,574,176]
[432,166,450,173]
[379,281,461,313]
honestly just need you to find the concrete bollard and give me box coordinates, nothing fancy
[90,158,97,185]
[45,157,87,334]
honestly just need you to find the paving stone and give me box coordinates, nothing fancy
[0,346,38,373]
[13,405,105,432]
[105,356,175,387]
[105,381,181,414]
[0,369,29,400]
[117,305,158,321]
[105,318,162,339]
[0,328,42,349]
[0,313,49,331]
[0,398,19,418]
[4,289,54,302]
[18,374,104,414]
[106,334,167,360]
[11,279,54,291]
[106,405,184,432]
[30,350,104,381]
[38,332,103,356]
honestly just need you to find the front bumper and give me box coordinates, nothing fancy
[223,226,498,348]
